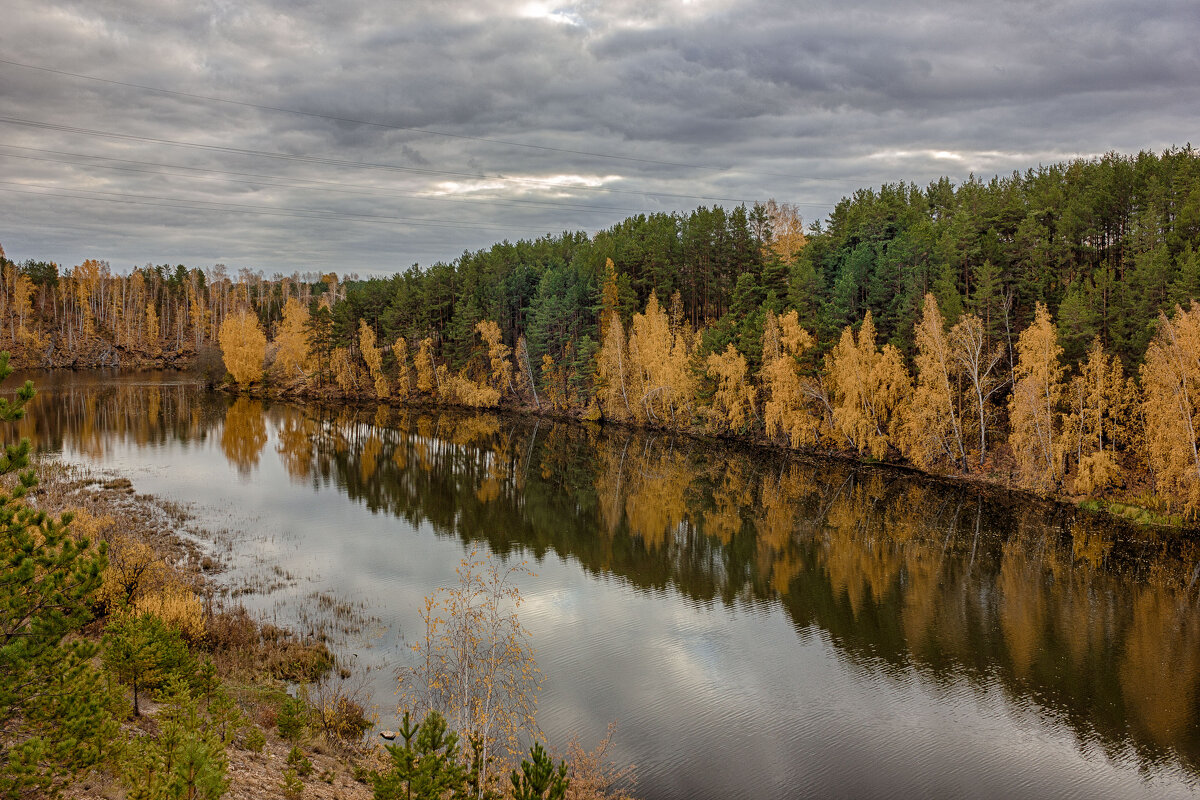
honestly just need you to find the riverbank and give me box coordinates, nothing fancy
[225,380,1193,532]
[25,458,378,800]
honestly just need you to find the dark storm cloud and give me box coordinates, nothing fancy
[0,0,1196,273]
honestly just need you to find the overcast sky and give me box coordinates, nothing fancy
[1,0,1196,275]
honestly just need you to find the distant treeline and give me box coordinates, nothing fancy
[6,147,1200,514]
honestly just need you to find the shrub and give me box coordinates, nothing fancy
[136,585,207,644]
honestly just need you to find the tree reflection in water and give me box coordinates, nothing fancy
[16,370,1200,782]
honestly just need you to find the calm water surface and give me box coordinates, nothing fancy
[13,370,1200,800]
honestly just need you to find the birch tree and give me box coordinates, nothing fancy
[1141,304,1200,513]
[1009,302,1065,492]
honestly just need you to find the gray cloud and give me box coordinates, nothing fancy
[0,0,1196,274]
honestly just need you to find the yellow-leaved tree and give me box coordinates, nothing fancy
[626,293,697,427]
[359,320,389,398]
[596,313,632,421]
[415,337,439,396]
[826,311,910,459]
[760,310,823,448]
[475,320,513,397]
[705,343,756,434]
[1063,338,1136,494]
[1009,302,1065,492]
[764,199,807,261]
[273,297,310,383]
[143,302,161,357]
[221,396,267,475]
[217,309,266,387]
[330,346,362,393]
[399,551,539,795]
[902,294,968,470]
[1141,304,1200,513]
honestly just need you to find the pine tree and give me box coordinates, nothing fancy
[102,611,195,717]
[372,711,474,800]
[510,742,568,800]
[122,679,228,800]
[0,352,118,796]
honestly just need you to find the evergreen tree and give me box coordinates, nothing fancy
[510,742,568,800]
[102,611,195,717]
[122,678,228,800]
[0,352,117,797]
[372,710,473,800]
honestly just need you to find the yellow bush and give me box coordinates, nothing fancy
[135,585,206,644]
[99,532,170,611]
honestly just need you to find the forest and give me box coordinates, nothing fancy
[3,147,1200,516]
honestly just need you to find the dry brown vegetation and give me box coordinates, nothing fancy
[23,461,377,800]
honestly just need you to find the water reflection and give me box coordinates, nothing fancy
[15,371,1200,796]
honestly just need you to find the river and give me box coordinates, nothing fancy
[11,369,1200,799]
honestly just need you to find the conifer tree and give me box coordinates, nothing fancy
[0,353,117,796]
[122,678,228,800]
[394,336,412,400]
[510,742,569,800]
[102,611,194,717]
[372,711,472,800]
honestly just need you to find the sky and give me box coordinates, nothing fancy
[0,0,1197,276]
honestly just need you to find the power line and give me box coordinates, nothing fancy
[0,115,777,206]
[0,182,564,235]
[0,56,858,184]
[0,147,667,216]
[0,216,359,264]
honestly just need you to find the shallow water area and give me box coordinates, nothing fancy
[13,369,1200,800]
